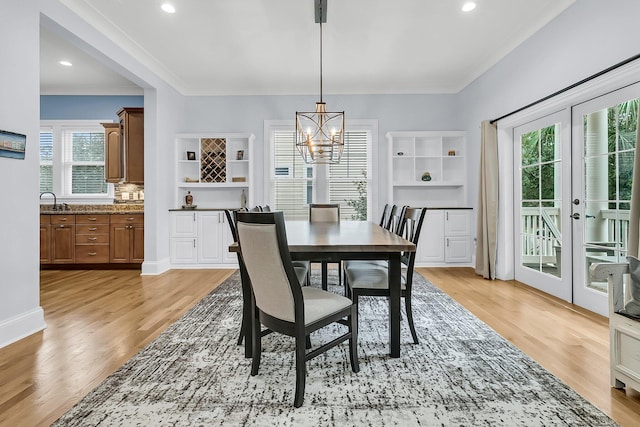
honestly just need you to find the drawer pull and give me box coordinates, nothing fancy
[60,218,68,221]
[88,218,97,221]
[88,237,97,241]
[127,217,135,221]
[88,227,97,231]
[88,252,97,256]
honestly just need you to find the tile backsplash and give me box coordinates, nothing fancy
[114,183,145,204]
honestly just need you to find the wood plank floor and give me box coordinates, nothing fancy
[0,267,638,426]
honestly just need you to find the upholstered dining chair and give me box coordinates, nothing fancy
[344,206,426,345]
[226,209,309,352]
[308,204,341,290]
[236,211,359,407]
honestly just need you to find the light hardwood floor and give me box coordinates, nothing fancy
[0,267,638,426]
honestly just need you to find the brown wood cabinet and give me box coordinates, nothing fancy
[102,123,122,183]
[50,215,75,263]
[110,214,144,263]
[117,107,144,184]
[75,214,110,263]
[40,215,51,263]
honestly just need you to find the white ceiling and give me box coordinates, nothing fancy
[41,0,575,96]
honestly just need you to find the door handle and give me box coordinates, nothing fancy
[570,213,580,219]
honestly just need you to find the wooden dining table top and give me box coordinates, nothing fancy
[229,220,415,254]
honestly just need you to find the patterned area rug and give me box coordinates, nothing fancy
[53,271,617,426]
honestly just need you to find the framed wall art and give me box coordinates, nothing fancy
[0,129,26,160]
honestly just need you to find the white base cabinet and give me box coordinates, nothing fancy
[416,209,473,266]
[170,210,237,267]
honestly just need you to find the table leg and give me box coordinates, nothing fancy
[388,253,401,358]
[322,261,328,291]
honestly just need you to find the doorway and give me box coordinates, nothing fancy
[514,83,640,316]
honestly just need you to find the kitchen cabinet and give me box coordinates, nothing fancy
[51,215,75,263]
[75,214,110,263]
[110,214,144,263]
[40,215,51,263]
[102,122,122,183]
[169,210,236,266]
[415,209,472,266]
[116,107,144,184]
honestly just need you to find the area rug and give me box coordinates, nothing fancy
[53,270,617,426]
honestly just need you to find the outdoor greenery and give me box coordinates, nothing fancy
[520,99,638,209]
[346,170,367,221]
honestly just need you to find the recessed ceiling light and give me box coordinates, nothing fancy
[462,1,477,12]
[58,60,73,67]
[161,2,176,13]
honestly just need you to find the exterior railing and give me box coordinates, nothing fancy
[521,207,630,264]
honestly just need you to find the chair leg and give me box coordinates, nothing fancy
[321,262,328,290]
[305,335,312,349]
[236,321,244,345]
[294,333,307,408]
[250,307,262,376]
[405,294,419,344]
[349,305,360,373]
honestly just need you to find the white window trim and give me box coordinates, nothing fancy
[263,119,378,220]
[40,120,115,204]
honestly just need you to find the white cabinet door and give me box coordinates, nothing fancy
[197,212,223,264]
[445,236,471,263]
[170,237,198,264]
[444,210,472,263]
[444,210,470,236]
[417,210,445,263]
[171,211,197,236]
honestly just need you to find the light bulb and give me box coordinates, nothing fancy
[462,2,476,12]
[161,2,176,13]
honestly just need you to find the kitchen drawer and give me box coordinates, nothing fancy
[76,234,110,244]
[40,215,50,224]
[75,244,110,263]
[51,215,76,225]
[110,214,144,225]
[76,214,110,224]
[75,224,110,234]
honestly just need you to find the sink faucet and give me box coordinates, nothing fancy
[40,192,57,211]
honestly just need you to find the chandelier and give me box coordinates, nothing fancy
[295,0,344,164]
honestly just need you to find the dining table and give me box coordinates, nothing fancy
[230,220,416,358]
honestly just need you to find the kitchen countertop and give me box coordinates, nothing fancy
[40,204,144,215]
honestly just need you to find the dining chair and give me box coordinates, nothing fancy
[344,206,426,344]
[236,211,359,407]
[226,209,308,352]
[309,204,341,290]
[379,203,392,228]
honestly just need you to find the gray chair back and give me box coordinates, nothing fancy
[309,204,340,223]
[236,212,301,323]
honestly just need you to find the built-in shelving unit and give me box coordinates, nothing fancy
[175,133,254,208]
[387,131,467,207]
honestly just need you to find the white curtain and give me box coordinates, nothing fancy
[475,121,499,279]
[627,110,640,257]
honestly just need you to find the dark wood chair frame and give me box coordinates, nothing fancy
[346,206,426,344]
[236,211,359,408]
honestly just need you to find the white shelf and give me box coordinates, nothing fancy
[387,130,467,208]
[175,133,254,209]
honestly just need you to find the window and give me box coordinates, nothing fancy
[266,120,376,221]
[40,121,113,201]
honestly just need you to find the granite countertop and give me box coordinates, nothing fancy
[168,207,239,212]
[40,204,144,215]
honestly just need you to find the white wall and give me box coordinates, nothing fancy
[0,0,45,347]
[458,0,640,279]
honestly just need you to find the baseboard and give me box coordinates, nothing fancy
[0,307,46,349]
[141,257,172,275]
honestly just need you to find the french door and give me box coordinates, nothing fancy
[514,111,572,301]
[571,83,639,316]
[515,83,639,316]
